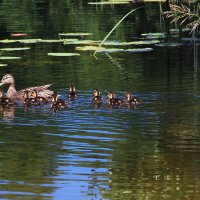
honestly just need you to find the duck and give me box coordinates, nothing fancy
[0,90,15,106]
[124,92,143,106]
[68,84,77,99]
[0,74,54,100]
[51,92,67,110]
[92,89,103,104]
[107,91,123,106]
[30,90,49,104]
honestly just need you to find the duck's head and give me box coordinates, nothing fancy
[107,91,115,100]
[93,89,101,97]
[124,92,133,101]
[0,74,15,86]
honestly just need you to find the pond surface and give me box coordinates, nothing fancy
[0,1,200,200]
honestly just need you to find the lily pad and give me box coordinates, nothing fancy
[0,39,17,43]
[0,56,21,60]
[0,47,30,51]
[0,63,8,67]
[64,40,99,45]
[17,39,42,44]
[122,40,160,45]
[75,46,106,51]
[141,33,165,39]
[48,53,80,57]
[96,48,124,53]
[88,2,130,4]
[39,39,70,43]
[155,43,182,47]
[59,33,93,37]
[125,47,153,52]
[182,37,200,42]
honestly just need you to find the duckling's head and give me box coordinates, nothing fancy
[24,91,29,99]
[51,92,58,103]
[93,89,101,97]
[30,90,38,98]
[0,74,15,86]
[124,92,133,101]
[69,84,76,93]
[107,91,115,100]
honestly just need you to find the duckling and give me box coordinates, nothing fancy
[28,90,41,106]
[68,84,77,99]
[124,92,143,106]
[0,90,15,106]
[51,92,67,110]
[107,91,123,106]
[92,89,103,104]
[31,90,49,104]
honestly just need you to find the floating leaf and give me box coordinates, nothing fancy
[48,53,80,57]
[155,43,182,47]
[0,39,17,43]
[17,39,42,44]
[0,56,21,60]
[0,63,8,67]
[96,48,124,53]
[182,37,200,42]
[88,2,130,5]
[75,46,106,51]
[64,40,99,45]
[122,40,160,45]
[0,47,30,51]
[39,39,67,43]
[125,47,153,52]
[141,33,165,39]
[59,33,93,37]
[96,47,153,53]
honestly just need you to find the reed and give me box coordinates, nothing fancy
[164,4,200,34]
[93,6,145,55]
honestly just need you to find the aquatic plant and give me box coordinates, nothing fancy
[164,4,200,34]
[94,6,145,55]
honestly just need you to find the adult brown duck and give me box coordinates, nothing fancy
[0,74,54,100]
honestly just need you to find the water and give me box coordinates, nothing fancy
[0,1,200,199]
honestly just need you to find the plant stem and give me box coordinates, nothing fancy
[93,6,145,55]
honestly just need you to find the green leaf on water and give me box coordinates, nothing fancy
[65,40,99,45]
[125,47,153,52]
[48,53,80,57]
[88,1,130,4]
[155,43,182,47]
[0,56,21,60]
[0,39,17,43]
[75,46,106,51]
[0,47,30,51]
[17,39,42,44]
[96,48,124,53]
[0,63,8,67]
[59,33,93,37]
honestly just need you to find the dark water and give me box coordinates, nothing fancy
[0,1,200,200]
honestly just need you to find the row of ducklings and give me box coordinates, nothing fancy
[92,89,143,106]
[0,85,143,110]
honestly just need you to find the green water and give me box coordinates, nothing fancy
[0,1,200,200]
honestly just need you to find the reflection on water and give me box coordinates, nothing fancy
[0,1,200,200]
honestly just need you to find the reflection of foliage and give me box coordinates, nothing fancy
[164,4,200,34]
